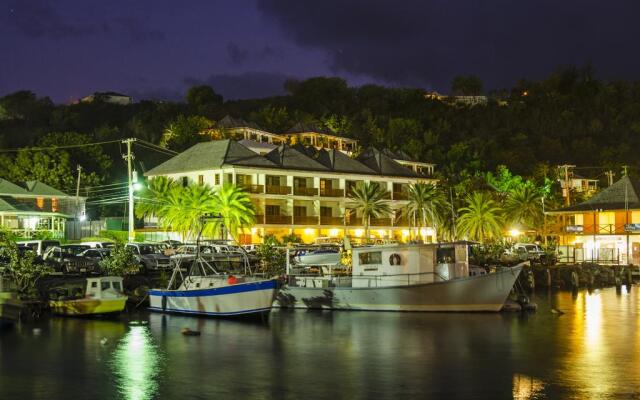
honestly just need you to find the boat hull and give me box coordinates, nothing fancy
[276,265,522,312]
[148,279,279,317]
[49,297,127,316]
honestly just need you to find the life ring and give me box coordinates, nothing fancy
[389,253,402,266]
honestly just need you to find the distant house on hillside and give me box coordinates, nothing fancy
[559,173,599,198]
[0,179,84,239]
[80,92,133,105]
[423,91,488,106]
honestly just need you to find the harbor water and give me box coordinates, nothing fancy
[2,287,640,399]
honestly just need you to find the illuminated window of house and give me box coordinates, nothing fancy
[574,214,584,225]
[599,211,615,226]
[632,211,640,224]
[36,197,44,209]
[51,198,59,212]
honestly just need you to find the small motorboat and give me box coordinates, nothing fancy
[294,247,341,266]
[48,276,128,316]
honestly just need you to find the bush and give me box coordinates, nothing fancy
[0,229,53,299]
[99,243,139,276]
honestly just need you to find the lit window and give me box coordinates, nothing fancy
[36,197,44,209]
[359,251,382,265]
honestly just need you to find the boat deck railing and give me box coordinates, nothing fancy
[286,271,448,288]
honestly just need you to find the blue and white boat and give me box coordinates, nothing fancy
[148,252,279,317]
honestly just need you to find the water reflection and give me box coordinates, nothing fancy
[111,325,162,400]
[512,374,545,399]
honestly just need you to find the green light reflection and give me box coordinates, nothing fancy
[111,326,162,400]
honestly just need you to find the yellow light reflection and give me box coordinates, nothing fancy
[512,374,544,400]
[111,326,161,400]
[584,291,603,346]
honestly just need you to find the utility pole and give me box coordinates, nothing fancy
[122,138,137,243]
[605,170,615,187]
[622,165,629,176]
[75,164,82,210]
[559,164,576,206]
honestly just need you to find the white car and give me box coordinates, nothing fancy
[80,241,115,249]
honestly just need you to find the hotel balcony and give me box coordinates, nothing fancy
[293,216,319,225]
[320,216,344,225]
[264,215,292,224]
[254,214,265,224]
[239,184,264,194]
[370,218,392,226]
[293,187,318,196]
[394,217,410,227]
[320,188,345,197]
[265,185,292,195]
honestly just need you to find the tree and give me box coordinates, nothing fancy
[159,115,213,151]
[451,75,483,96]
[98,243,139,276]
[186,85,223,109]
[157,184,218,241]
[250,105,291,133]
[135,176,178,220]
[504,184,544,230]
[456,192,503,243]
[0,229,52,299]
[208,183,255,244]
[347,182,391,241]
[404,183,447,242]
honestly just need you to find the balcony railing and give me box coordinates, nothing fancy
[320,188,345,197]
[563,224,632,234]
[254,215,265,224]
[239,184,264,194]
[394,218,410,227]
[381,191,392,199]
[294,216,318,225]
[320,216,344,225]
[265,185,292,195]
[392,192,408,200]
[293,187,318,196]
[264,215,292,224]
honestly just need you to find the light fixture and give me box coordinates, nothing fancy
[509,229,521,238]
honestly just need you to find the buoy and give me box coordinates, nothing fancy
[181,327,201,336]
[227,275,238,285]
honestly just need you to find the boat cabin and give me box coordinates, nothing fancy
[351,243,470,287]
[86,277,124,299]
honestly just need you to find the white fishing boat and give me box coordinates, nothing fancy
[277,242,524,312]
[293,247,341,266]
[149,250,279,317]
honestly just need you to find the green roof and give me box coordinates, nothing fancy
[266,144,329,171]
[357,148,421,178]
[0,179,29,195]
[553,175,640,212]
[145,139,277,176]
[0,179,70,197]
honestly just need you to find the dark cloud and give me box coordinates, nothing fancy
[257,0,640,91]
[260,45,284,59]
[184,71,291,100]
[226,42,249,65]
[113,18,165,43]
[6,1,106,39]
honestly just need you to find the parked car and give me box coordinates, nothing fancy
[79,248,112,262]
[511,243,554,265]
[61,244,91,256]
[80,241,115,249]
[42,246,99,274]
[162,240,183,249]
[16,240,61,256]
[125,243,172,273]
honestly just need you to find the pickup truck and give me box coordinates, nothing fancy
[42,245,99,274]
[125,243,172,273]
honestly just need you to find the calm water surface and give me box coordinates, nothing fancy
[2,287,640,399]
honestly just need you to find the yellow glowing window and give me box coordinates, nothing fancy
[574,214,584,225]
[51,198,59,212]
[632,211,640,224]
[599,211,615,225]
[36,197,44,209]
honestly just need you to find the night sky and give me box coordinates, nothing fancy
[2,0,640,103]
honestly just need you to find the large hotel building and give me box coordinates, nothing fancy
[145,116,437,244]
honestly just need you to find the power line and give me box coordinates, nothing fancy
[134,141,177,157]
[0,139,122,153]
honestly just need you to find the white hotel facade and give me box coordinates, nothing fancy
[145,117,437,244]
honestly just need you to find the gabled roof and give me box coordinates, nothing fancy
[552,175,640,212]
[24,181,68,196]
[357,148,421,178]
[237,139,277,152]
[265,144,329,171]
[284,122,335,136]
[312,148,377,174]
[145,140,277,176]
[0,179,29,196]
[217,115,261,130]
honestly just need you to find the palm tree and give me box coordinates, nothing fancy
[135,176,178,219]
[404,182,446,242]
[158,184,218,241]
[456,192,503,243]
[347,182,391,241]
[504,184,544,230]
[208,183,255,244]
